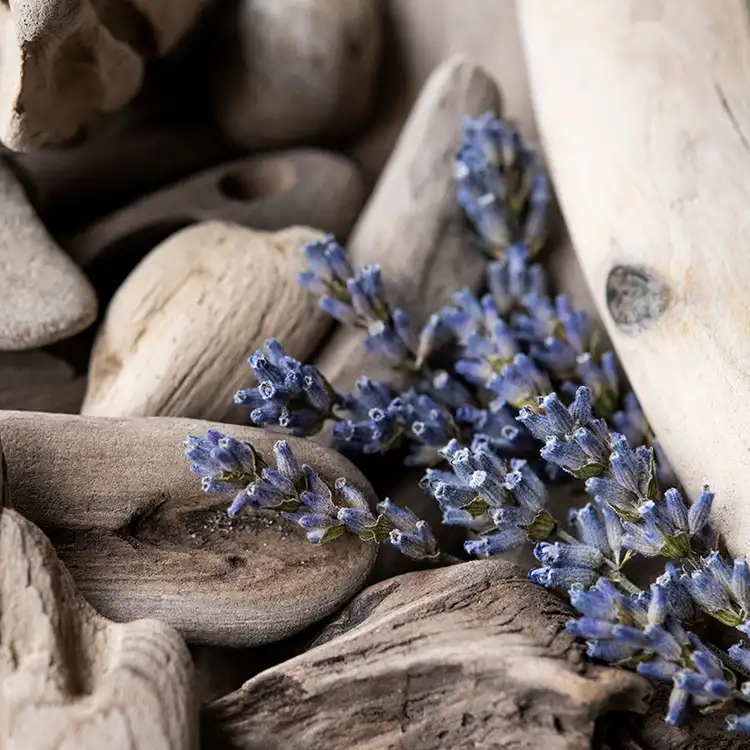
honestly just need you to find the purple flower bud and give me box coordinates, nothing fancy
[337,507,377,534]
[565,617,615,639]
[688,486,714,534]
[733,558,750,612]
[645,624,683,662]
[637,660,680,681]
[665,686,689,726]
[319,296,358,325]
[376,498,419,533]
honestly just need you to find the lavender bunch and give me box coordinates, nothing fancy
[298,234,441,370]
[183,111,750,732]
[184,430,440,560]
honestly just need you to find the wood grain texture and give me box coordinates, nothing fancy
[66,150,367,267]
[203,559,649,749]
[517,0,750,555]
[0,498,197,749]
[81,223,330,422]
[313,55,498,396]
[0,162,97,350]
[0,412,377,647]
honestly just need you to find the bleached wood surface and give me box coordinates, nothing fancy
[518,0,750,555]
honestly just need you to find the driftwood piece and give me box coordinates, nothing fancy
[81,223,329,422]
[0,412,377,646]
[204,559,649,749]
[517,0,750,555]
[65,150,367,268]
[210,0,381,150]
[0,162,97,350]
[0,0,212,150]
[0,435,198,749]
[347,6,602,327]
[313,55,498,397]
[0,351,85,413]
[10,125,233,230]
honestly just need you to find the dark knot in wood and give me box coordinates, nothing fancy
[606,265,671,333]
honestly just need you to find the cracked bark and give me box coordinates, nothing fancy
[203,559,650,749]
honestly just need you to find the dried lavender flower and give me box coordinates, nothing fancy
[234,339,338,436]
[455,113,550,256]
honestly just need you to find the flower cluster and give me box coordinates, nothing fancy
[454,112,549,256]
[185,431,439,559]
[298,234,441,369]
[421,436,552,557]
[234,339,338,436]
[567,576,735,726]
[333,377,459,463]
[185,111,750,732]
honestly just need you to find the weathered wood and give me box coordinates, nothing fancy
[0,501,198,749]
[518,0,750,555]
[350,0,534,183]
[10,125,232,229]
[313,55,497,397]
[0,162,97,350]
[348,5,602,326]
[81,223,330,422]
[66,150,367,267]
[0,412,377,646]
[0,0,211,150]
[204,559,649,749]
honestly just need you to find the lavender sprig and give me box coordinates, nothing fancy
[567,577,741,726]
[298,234,443,370]
[185,432,441,560]
[454,112,550,256]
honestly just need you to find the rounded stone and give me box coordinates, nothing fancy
[0,162,97,349]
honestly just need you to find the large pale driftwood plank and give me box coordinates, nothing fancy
[0,431,197,749]
[518,0,750,554]
[0,412,377,646]
[204,559,648,749]
[66,150,367,268]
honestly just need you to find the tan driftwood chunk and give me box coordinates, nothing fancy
[81,223,330,422]
[0,412,377,646]
[0,435,197,748]
[204,559,649,749]
[518,0,750,556]
[0,162,97,350]
[313,55,499,397]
